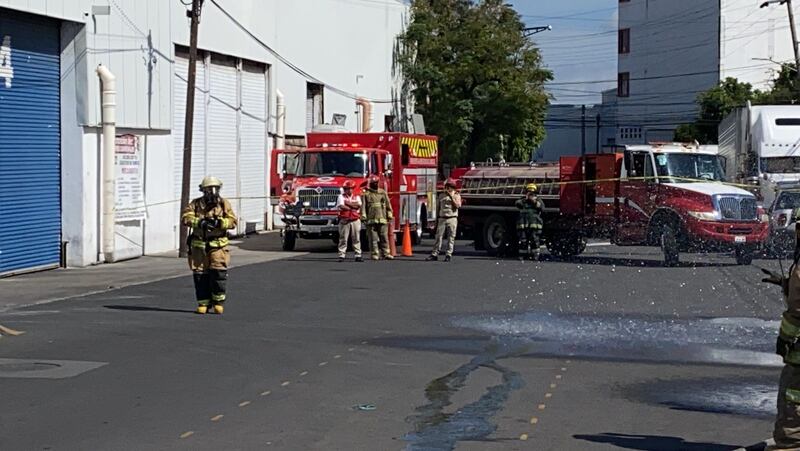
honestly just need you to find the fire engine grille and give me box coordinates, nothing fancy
[298,187,340,210]
[718,196,757,221]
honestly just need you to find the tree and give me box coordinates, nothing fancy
[674,78,758,144]
[675,65,800,143]
[398,0,552,165]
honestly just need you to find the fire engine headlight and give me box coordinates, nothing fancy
[688,211,720,221]
[302,201,311,208]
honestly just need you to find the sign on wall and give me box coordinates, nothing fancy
[115,134,147,221]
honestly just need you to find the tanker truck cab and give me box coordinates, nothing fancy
[616,143,768,265]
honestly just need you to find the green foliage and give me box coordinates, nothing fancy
[398,0,552,165]
[675,66,800,143]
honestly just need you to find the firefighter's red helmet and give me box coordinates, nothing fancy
[343,180,356,189]
[369,175,380,184]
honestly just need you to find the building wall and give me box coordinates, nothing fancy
[615,0,799,143]
[617,0,720,143]
[721,0,799,88]
[1,0,408,267]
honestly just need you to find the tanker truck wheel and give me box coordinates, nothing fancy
[483,215,511,256]
[281,230,297,251]
[660,225,679,267]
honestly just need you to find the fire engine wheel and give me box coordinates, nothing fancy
[735,247,754,266]
[281,230,297,251]
[660,225,679,267]
[483,215,510,256]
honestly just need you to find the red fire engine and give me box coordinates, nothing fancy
[272,132,439,251]
[458,143,769,265]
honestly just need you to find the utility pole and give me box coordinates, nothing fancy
[595,114,601,154]
[179,0,204,258]
[581,104,586,157]
[761,0,800,82]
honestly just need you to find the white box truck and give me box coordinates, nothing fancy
[719,103,800,207]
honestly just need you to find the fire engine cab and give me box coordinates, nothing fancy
[272,132,439,251]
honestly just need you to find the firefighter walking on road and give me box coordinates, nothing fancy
[427,178,462,262]
[515,184,545,260]
[362,175,394,261]
[337,180,363,262]
[181,176,238,315]
[764,213,800,450]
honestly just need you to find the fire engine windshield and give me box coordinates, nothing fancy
[300,152,368,177]
[654,153,725,183]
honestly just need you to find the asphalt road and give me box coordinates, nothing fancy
[0,235,789,451]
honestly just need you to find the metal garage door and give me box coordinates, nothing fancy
[207,55,239,220]
[173,51,207,205]
[0,11,61,275]
[239,62,267,231]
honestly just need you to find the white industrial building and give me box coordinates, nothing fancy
[611,0,799,143]
[0,0,408,274]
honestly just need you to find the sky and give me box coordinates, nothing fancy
[510,0,618,105]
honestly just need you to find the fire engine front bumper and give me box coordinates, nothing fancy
[684,218,769,248]
[295,214,341,237]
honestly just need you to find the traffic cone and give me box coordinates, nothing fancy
[402,222,413,257]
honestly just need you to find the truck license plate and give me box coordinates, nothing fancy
[735,236,746,243]
[307,226,322,234]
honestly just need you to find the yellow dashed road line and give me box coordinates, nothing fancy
[261,390,271,396]
[210,415,224,422]
[180,431,194,439]
[300,371,309,376]
[281,381,291,387]
[319,361,328,367]
[239,401,251,407]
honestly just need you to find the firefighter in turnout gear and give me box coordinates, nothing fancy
[764,210,800,450]
[181,176,238,314]
[361,175,394,260]
[515,184,545,260]
[427,178,462,262]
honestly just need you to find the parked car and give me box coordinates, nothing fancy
[767,189,800,255]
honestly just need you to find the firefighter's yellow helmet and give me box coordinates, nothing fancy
[200,176,223,190]
[526,183,538,193]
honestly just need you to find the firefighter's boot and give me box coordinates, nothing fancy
[196,305,208,314]
[213,304,224,315]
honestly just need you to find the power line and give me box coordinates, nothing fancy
[208,0,397,103]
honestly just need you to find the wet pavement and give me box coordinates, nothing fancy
[0,237,785,450]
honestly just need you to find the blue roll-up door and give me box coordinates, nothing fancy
[0,10,61,275]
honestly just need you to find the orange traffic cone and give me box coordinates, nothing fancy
[402,222,413,257]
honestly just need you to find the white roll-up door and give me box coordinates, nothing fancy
[173,51,207,204]
[239,63,268,230]
[207,55,239,216]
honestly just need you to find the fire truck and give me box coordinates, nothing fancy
[272,132,439,251]
[458,143,769,266]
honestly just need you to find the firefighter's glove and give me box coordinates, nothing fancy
[761,268,790,296]
[208,218,222,229]
[778,336,796,359]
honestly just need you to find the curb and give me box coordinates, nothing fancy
[735,438,774,451]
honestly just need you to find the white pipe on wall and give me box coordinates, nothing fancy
[276,89,286,149]
[96,64,117,263]
[356,97,372,132]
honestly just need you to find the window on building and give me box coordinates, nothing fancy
[619,28,630,54]
[617,72,630,97]
[306,83,324,131]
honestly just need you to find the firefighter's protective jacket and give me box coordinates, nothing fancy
[438,192,462,218]
[515,196,544,230]
[361,188,393,225]
[181,197,238,249]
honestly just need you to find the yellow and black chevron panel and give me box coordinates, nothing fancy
[401,136,438,158]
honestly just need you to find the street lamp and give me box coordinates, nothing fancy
[523,25,552,38]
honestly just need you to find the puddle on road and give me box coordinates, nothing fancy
[623,376,776,419]
[404,339,528,451]
[451,312,782,367]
